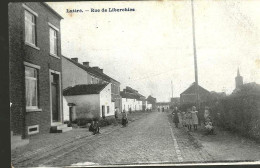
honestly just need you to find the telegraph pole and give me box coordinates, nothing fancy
[191,0,200,109]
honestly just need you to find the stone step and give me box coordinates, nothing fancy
[56,124,69,130]
[51,124,68,131]
[56,126,72,133]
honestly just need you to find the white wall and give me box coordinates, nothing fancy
[100,83,115,117]
[122,98,143,112]
[147,104,152,110]
[63,94,100,120]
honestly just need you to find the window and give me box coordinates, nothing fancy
[25,66,38,109]
[25,10,36,45]
[107,106,110,114]
[91,77,94,84]
[50,28,58,55]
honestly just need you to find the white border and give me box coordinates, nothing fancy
[49,69,62,126]
[27,125,39,135]
[22,4,38,17]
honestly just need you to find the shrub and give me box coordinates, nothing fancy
[99,117,118,127]
[74,118,93,126]
[207,93,260,142]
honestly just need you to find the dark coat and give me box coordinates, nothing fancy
[173,110,179,123]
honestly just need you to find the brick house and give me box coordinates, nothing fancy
[9,2,70,144]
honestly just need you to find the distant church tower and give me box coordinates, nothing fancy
[235,68,243,89]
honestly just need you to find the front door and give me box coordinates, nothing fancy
[51,73,60,123]
[102,105,105,118]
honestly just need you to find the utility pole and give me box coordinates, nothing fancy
[191,0,200,109]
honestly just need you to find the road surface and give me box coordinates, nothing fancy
[28,112,213,167]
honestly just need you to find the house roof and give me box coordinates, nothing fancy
[62,56,119,83]
[63,84,108,96]
[181,82,210,95]
[120,91,140,100]
[91,67,120,84]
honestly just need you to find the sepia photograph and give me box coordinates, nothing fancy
[8,0,260,167]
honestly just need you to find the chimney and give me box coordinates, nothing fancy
[83,62,90,68]
[71,57,78,63]
[100,69,103,73]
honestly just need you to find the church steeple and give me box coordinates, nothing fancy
[235,67,243,89]
[237,68,240,76]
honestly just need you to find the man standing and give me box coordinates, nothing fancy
[122,110,128,127]
[172,107,180,128]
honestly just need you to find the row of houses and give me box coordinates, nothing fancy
[120,86,153,112]
[9,2,156,149]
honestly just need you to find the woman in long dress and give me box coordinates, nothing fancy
[178,111,183,127]
[191,106,199,130]
[186,109,193,131]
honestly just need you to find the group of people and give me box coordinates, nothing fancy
[172,106,215,134]
[172,106,198,131]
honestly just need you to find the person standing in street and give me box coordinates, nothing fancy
[93,120,100,135]
[191,106,199,130]
[172,107,179,128]
[122,109,128,127]
[186,108,193,131]
[115,107,118,119]
[181,111,186,127]
[178,111,183,127]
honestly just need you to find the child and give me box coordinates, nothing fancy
[205,117,214,135]
[89,120,95,132]
[93,120,100,135]
[122,110,128,127]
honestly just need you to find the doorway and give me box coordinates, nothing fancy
[102,105,105,119]
[50,71,61,124]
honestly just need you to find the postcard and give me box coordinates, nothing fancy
[9,1,260,167]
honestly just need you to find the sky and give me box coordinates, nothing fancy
[48,0,260,102]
